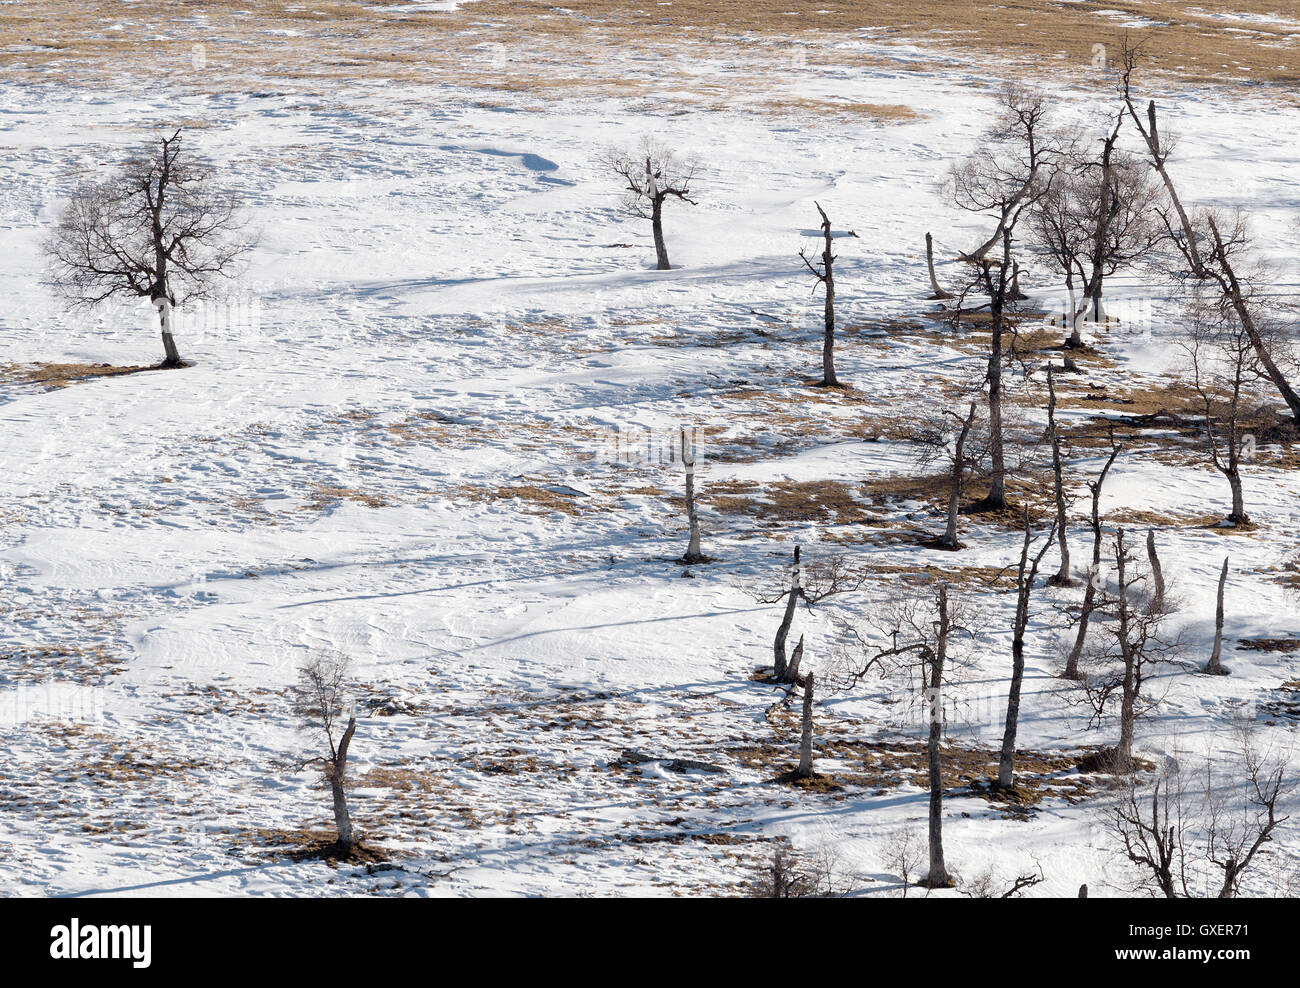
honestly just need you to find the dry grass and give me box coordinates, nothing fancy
[0,361,157,391]
[3,1,1294,96]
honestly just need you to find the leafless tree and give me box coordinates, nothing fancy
[292,650,360,855]
[962,863,1045,898]
[1110,739,1290,897]
[604,140,698,271]
[45,128,252,368]
[843,581,975,887]
[1119,37,1204,275]
[1062,425,1123,680]
[1184,282,1261,525]
[944,86,1071,510]
[1044,367,1073,585]
[1122,43,1300,421]
[913,400,990,549]
[947,83,1068,263]
[1079,527,1182,771]
[797,671,816,779]
[882,828,923,897]
[799,201,852,387]
[1028,116,1157,348]
[753,546,866,683]
[997,508,1058,790]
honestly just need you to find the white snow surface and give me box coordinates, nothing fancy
[1,45,1299,897]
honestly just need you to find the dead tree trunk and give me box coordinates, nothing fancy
[797,671,815,778]
[923,585,951,888]
[998,510,1054,790]
[1146,529,1165,609]
[799,201,841,387]
[927,232,954,299]
[330,716,357,851]
[787,634,805,684]
[1115,530,1137,771]
[1063,430,1121,680]
[1205,557,1229,675]
[773,546,802,681]
[941,403,977,548]
[680,428,703,563]
[1047,367,1072,586]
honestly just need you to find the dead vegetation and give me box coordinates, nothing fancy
[0,361,157,391]
[5,1,1294,94]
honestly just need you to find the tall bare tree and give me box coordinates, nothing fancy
[1080,528,1181,771]
[755,546,864,683]
[844,581,974,887]
[293,650,360,855]
[45,128,252,368]
[604,140,698,271]
[1185,283,1259,525]
[914,400,989,549]
[997,509,1057,790]
[1062,425,1123,680]
[798,201,851,387]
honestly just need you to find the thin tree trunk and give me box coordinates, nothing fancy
[926,232,953,299]
[1205,557,1229,675]
[816,202,838,387]
[1048,368,1072,585]
[797,671,815,778]
[924,585,950,887]
[942,403,976,548]
[999,528,1031,790]
[1227,469,1246,525]
[773,546,801,681]
[682,429,702,562]
[1115,531,1136,771]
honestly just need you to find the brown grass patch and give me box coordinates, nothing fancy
[0,361,158,391]
[7,1,1295,93]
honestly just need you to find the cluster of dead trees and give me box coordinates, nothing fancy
[926,39,1299,530]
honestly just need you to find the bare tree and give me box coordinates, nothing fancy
[845,581,974,887]
[1122,44,1300,422]
[1110,740,1290,897]
[797,671,816,779]
[1044,367,1073,585]
[45,128,252,368]
[754,546,865,683]
[604,140,698,271]
[1119,37,1204,275]
[914,400,989,549]
[1185,283,1259,525]
[882,829,923,897]
[292,650,360,855]
[1028,117,1157,348]
[997,509,1058,790]
[1062,425,1123,680]
[945,86,1070,510]
[1079,527,1181,771]
[947,84,1066,263]
[799,201,852,387]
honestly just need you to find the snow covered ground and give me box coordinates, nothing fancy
[1,24,1298,897]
